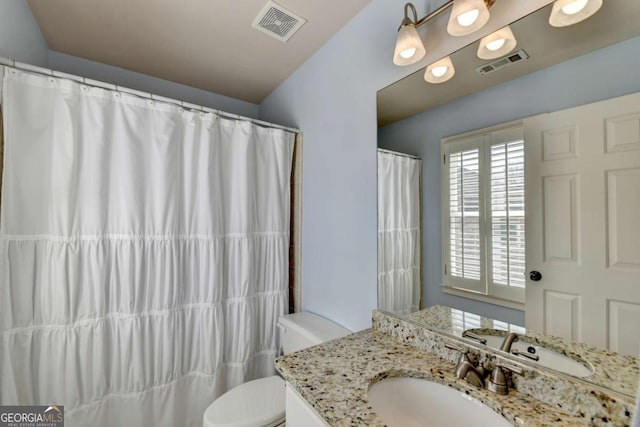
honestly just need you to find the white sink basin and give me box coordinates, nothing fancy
[367,377,511,427]
[477,334,593,378]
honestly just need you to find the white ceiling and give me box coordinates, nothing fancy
[27,0,371,103]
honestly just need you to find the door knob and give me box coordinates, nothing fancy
[529,271,542,282]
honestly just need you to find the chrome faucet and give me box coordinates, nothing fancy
[499,332,519,352]
[445,343,485,387]
[499,332,541,361]
[456,358,485,388]
[486,362,524,395]
[445,342,525,395]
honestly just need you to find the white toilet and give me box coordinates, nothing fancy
[202,312,351,427]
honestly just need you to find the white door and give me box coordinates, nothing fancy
[525,92,640,355]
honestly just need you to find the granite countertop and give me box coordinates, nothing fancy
[276,329,589,427]
[407,305,640,397]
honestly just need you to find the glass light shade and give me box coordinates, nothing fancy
[393,24,426,66]
[424,56,455,84]
[447,0,490,36]
[477,26,517,60]
[549,0,603,27]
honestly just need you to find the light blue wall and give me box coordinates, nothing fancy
[259,1,396,331]
[0,0,48,66]
[258,0,545,331]
[378,35,640,326]
[258,0,475,331]
[49,52,259,118]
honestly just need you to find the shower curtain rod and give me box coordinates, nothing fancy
[0,56,301,134]
[378,148,420,160]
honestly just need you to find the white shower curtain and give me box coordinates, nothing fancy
[377,150,421,316]
[0,67,294,427]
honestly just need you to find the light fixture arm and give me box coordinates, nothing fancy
[405,3,419,22]
[414,1,453,29]
[399,3,420,29]
[401,0,496,30]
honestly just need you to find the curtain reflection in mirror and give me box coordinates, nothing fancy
[377,150,422,316]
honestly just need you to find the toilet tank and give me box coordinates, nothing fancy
[278,312,351,354]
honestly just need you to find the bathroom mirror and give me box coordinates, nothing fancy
[376,0,640,398]
[407,305,640,398]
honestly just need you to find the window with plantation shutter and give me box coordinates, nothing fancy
[442,124,525,306]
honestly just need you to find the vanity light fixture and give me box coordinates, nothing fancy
[549,0,603,27]
[393,0,495,66]
[424,56,455,84]
[477,25,517,60]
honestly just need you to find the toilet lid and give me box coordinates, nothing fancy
[203,376,285,427]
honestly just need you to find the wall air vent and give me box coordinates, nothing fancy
[252,1,306,43]
[475,49,530,76]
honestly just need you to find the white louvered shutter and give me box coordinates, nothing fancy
[443,125,525,304]
[488,127,525,302]
[444,136,486,293]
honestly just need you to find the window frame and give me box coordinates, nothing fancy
[441,121,525,308]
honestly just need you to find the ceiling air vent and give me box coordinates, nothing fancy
[252,1,306,42]
[475,49,530,76]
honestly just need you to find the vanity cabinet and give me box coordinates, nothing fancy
[285,382,330,427]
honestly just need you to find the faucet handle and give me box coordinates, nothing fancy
[462,331,488,344]
[497,361,524,376]
[511,349,540,361]
[486,361,524,395]
[445,342,468,354]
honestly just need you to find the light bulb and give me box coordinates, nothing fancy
[447,0,490,37]
[424,56,455,84]
[477,26,517,60]
[549,0,602,27]
[486,38,506,51]
[431,66,449,78]
[400,47,417,59]
[393,24,426,66]
[457,8,479,27]
[562,0,588,15]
